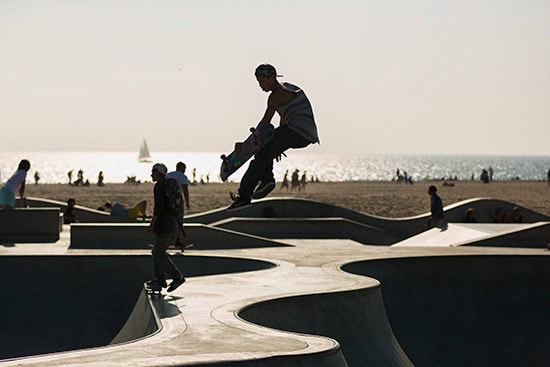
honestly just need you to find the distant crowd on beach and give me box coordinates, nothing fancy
[65,169,103,187]
[41,167,215,187]
[394,169,414,184]
[393,166,550,184]
[277,169,320,192]
[4,162,549,188]
[3,163,550,200]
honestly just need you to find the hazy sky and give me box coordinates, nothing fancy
[1,0,549,155]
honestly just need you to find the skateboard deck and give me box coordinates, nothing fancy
[220,124,275,182]
[144,283,163,298]
[148,243,194,254]
[145,288,162,297]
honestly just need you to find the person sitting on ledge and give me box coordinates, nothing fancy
[462,207,477,223]
[63,198,79,224]
[491,207,509,223]
[102,200,147,220]
[510,207,523,223]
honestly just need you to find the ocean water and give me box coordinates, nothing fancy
[0,151,548,184]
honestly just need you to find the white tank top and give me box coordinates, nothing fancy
[276,82,320,143]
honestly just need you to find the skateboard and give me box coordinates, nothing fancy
[145,288,162,297]
[144,282,163,298]
[148,243,194,254]
[220,123,275,182]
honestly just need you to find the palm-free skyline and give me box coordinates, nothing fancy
[1,1,548,155]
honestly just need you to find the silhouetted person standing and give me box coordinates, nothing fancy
[427,185,445,229]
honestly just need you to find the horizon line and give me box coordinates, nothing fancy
[0,149,548,157]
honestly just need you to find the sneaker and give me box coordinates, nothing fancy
[226,196,251,212]
[167,277,186,292]
[146,279,167,290]
[252,180,276,199]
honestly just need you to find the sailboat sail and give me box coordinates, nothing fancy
[138,139,152,162]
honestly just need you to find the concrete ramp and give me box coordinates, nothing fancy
[110,289,160,345]
[212,217,401,245]
[70,223,290,250]
[392,222,550,248]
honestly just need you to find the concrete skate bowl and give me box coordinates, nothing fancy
[239,285,414,366]
[0,255,274,361]
[343,255,550,367]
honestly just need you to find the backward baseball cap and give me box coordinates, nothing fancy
[255,64,284,77]
[152,163,168,176]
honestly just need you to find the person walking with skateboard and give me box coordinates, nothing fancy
[167,161,191,248]
[146,163,186,293]
[227,64,320,211]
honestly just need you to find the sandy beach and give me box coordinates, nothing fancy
[24,180,549,218]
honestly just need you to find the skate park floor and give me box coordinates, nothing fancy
[0,197,548,367]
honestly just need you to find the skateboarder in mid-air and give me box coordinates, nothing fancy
[227,64,320,211]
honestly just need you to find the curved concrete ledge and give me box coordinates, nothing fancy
[188,197,550,238]
[110,289,161,345]
[22,196,549,238]
[239,286,413,366]
[443,197,549,223]
[343,255,550,366]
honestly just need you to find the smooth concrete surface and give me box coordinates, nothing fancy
[393,222,550,248]
[0,197,548,366]
[110,289,160,345]
[211,217,401,245]
[70,223,290,250]
[187,197,550,232]
[343,256,550,366]
[458,222,549,247]
[0,254,274,360]
[239,285,413,366]
[0,208,61,243]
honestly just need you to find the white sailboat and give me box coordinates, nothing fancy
[138,139,152,162]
